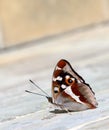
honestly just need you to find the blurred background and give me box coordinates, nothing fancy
[0,0,109,129]
[0,0,109,47]
[0,0,109,65]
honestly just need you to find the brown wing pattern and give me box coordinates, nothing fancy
[77,83,98,108]
[52,59,98,110]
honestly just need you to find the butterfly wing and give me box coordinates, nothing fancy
[52,59,98,111]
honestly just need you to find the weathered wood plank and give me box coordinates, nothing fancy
[0,26,109,129]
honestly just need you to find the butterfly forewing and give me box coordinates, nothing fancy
[52,59,98,111]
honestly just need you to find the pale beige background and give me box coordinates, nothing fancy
[0,0,109,47]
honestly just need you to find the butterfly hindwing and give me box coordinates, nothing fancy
[52,59,98,111]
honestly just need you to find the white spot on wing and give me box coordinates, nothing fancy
[65,75,75,81]
[53,77,56,81]
[54,86,59,92]
[77,79,83,83]
[64,86,84,104]
[77,80,81,83]
[66,75,70,79]
[53,76,62,81]
[61,84,67,89]
[57,76,62,81]
[55,66,62,70]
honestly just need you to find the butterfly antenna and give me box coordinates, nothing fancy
[29,79,50,97]
[25,90,47,97]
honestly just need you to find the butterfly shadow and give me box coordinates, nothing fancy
[49,109,76,114]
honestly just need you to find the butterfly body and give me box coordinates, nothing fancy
[49,59,98,111]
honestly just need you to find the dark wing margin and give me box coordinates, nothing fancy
[61,59,85,82]
[59,59,95,95]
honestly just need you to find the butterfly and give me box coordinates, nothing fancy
[26,59,98,112]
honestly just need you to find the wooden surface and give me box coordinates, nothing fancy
[0,25,109,129]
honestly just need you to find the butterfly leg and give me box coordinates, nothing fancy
[60,106,72,115]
